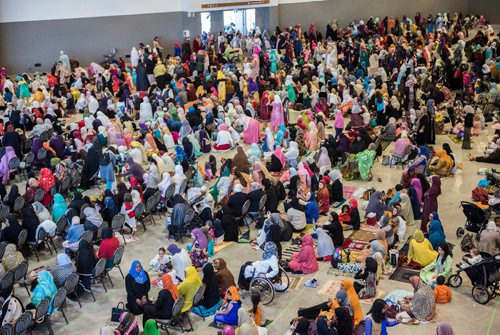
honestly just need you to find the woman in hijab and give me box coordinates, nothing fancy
[50,253,76,287]
[354,257,378,298]
[189,228,209,268]
[143,320,160,335]
[317,306,353,335]
[428,212,446,251]
[411,178,423,203]
[76,240,96,294]
[214,258,235,298]
[248,143,262,165]
[178,266,202,313]
[167,243,191,281]
[267,146,286,172]
[98,228,120,270]
[315,227,335,261]
[2,125,21,157]
[29,270,57,313]
[172,165,187,195]
[365,191,385,220]
[322,212,344,247]
[112,312,139,335]
[2,244,24,272]
[305,192,319,224]
[328,170,344,202]
[80,145,100,189]
[238,242,279,290]
[0,286,23,326]
[232,146,250,174]
[422,176,441,232]
[181,137,194,161]
[52,193,68,222]
[142,273,177,326]
[408,230,438,267]
[317,179,330,214]
[39,167,55,206]
[193,263,222,317]
[285,234,318,274]
[346,199,361,230]
[214,286,241,327]
[125,260,151,315]
[316,147,332,175]
[2,215,23,245]
[436,322,456,335]
[123,157,146,184]
[285,141,300,168]
[22,206,40,243]
[262,179,279,213]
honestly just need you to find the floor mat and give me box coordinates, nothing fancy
[327,267,355,278]
[348,230,375,242]
[359,289,386,305]
[289,276,303,290]
[342,238,370,251]
[282,245,301,258]
[389,267,420,283]
[331,199,347,209]
[448,134,474,144]
[318,279,342,298]
[214,241,235,254]
[343,186,357,200]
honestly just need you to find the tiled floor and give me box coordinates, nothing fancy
[16,112,499,335]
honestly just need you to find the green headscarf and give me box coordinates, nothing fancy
[143,319,160,335]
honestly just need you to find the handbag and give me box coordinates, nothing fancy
[111,302,127,322]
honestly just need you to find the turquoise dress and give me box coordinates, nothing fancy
[18,80,31,98]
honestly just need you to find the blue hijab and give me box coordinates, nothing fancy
[174,146,188,164]
[128,260,148,284]
[428,212,446,251]
[262,242,279,260]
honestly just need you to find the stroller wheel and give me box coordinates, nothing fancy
[456,227,465,238]
[472,285,490,304]
[448,274,462,288]
[488,285,497,299]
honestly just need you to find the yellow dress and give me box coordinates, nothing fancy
[407,230,438,267]
[177,266,202,313]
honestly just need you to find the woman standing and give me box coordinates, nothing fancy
[421,176,441,232]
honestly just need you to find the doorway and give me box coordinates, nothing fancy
[201,12,211,35]
[223,9,256,35]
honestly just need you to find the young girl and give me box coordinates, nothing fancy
[120,193,137,234]
[338,205,351,230]
[249,292,266,327]
[149,247,171,275]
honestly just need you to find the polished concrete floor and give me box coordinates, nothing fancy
[16,112,499,335]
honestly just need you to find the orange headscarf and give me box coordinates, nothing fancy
[161,273,179,300]
[42,142,57,157]
[224,285,240,302]
[145,133,158,152]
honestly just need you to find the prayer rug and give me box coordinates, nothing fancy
[214,241,235,254]
[318,279,342,298]
[348,229,375,242]
[343,185,357,200]
[289,276,303,290]
[448,134,474,144]
[331,199,346,209]
[389,267,420,283]
[326,267,355,278]
[282,245,301,258]
[359,289,386,305]
[342,238,370,251]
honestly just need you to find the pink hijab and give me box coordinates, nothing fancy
[436,323,455,335]
[274,146,286,167]
[291,234,318,274]
[220,124,229,131]
[411,178,423,202]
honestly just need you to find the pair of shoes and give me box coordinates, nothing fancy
[305,279,318,288]
[407,319,420,325]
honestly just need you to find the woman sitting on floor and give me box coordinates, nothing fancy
[420,243,453,288]
[193,263,222,317]
[266,146,286,172]
[407,230,438,268]
[354,256,378,299]
[284,234,319,274]
[428,149,454,177]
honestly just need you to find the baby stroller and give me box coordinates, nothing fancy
[448,254,500,304]
[456,201,489,238]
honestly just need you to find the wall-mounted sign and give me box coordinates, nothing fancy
[201,0,270,9]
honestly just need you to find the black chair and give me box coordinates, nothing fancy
[13,260,30,296]
[0,204,10,222]
[16,229,28,252]
[28,229,54,261]
[19,152,34,178]
[80,230,94,244]
[14,311,32,335]
[63,273,81,308]
[1,272,14,292]
[134,202,146,231]
[0,241,8,259]
[0,323,14,335]
[51,288,68,324]
[30,296,53,334]
[33,189,45,203]
[55,215,67,238]
[236,199,251,234]
[178,180,188,195]
[37,148,47,165]
[111,214,126,244]
[93,257,108,293]
[186,284,206,323]
[13,196,25,214]
[59,175,71,195]
[7,157,20,181]
[109,244,125,279]
[70,169,81,190]
[144,195,157,225]
[155,296,185,334]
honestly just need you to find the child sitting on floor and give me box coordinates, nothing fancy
[338,204,351,230]
[433,275,452,304]
[149,247,171,275]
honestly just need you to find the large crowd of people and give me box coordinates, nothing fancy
[0,9,499,335]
